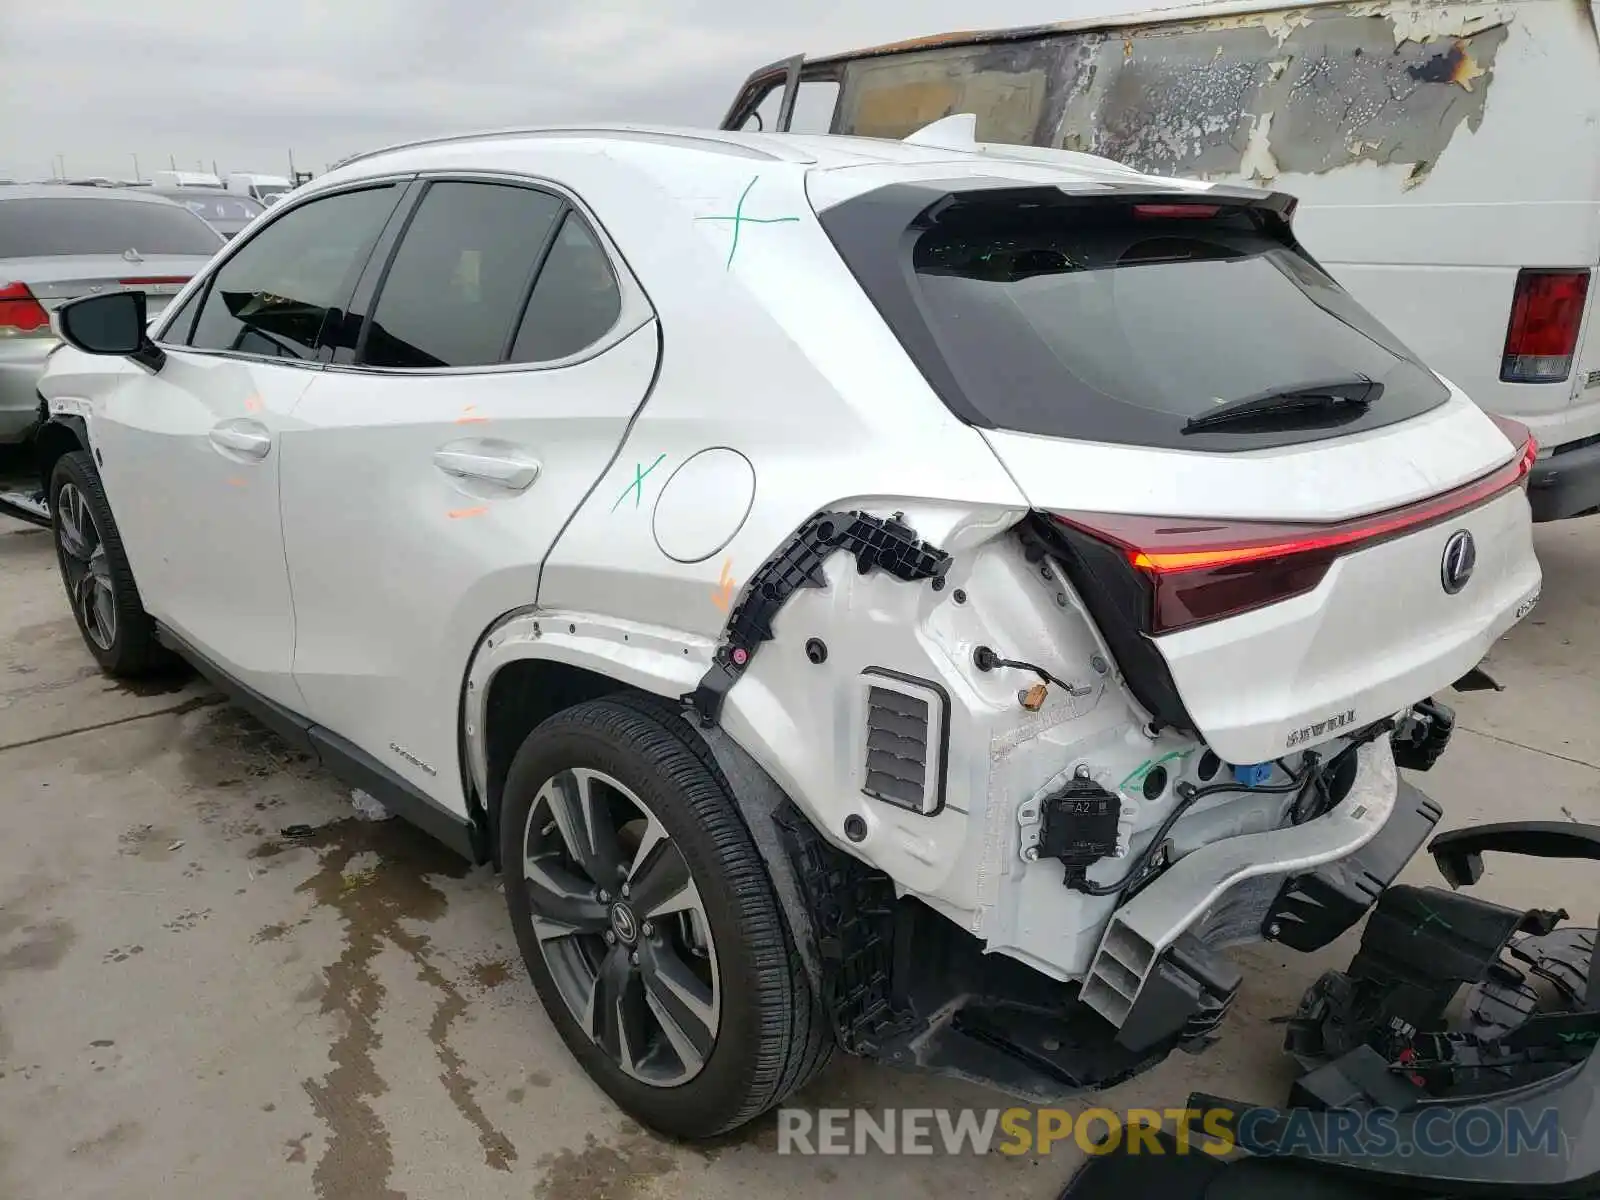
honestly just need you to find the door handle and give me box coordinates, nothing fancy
[209,420,272,461]
[433,443,541,491]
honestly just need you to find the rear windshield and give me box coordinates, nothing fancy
[0,197,224,258]
[849,193,1449,451]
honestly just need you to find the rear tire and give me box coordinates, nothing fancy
[500,695,831,1139]
[50,450,164,677]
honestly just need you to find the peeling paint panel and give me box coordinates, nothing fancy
[1059,7,1510,182]
[834,1,1512,186]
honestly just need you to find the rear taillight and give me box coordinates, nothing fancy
[117,276,191,286]
[1052,436,1535,635]
[0,281,51,337]
[1501,268,1589,383]
[1488,414,1538,487]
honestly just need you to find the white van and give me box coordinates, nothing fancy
[722,0,1600,520]
[225,173,292,205]
[151,170,223,190]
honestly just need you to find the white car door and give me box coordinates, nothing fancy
[280,178,658,815]
[93,181,407,708]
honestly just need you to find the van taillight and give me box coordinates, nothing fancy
[0,282,50,337]
[1501,269,1589,383]
[1052,439,1536,635]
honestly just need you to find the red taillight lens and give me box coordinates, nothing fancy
[1501,268,1589,383]
[117,276,191,286]
[0,281,51,337]
[1488,414,1538,487]
[1053,439,1535,634]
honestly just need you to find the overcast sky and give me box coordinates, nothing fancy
[0,0,1134,183]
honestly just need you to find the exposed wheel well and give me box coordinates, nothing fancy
[34,419,86,494]
[481,658,645,852]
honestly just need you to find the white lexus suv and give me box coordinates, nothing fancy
[35,122,1543,1139]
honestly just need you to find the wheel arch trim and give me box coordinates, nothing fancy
[34,412,90,490]
[460,606,717,812]
[460,608,827,999]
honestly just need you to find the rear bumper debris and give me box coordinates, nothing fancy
[1064,817,1600,1200]
[1529,434,1600,521]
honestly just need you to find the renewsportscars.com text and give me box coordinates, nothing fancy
[776,1105,1564,1158]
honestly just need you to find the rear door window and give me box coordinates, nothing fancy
[866,193,1450,451]
[358,181,565,369]
[0,197,224,258]
[185,184,401,362]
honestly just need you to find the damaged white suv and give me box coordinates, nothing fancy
[36,121,1542,1139]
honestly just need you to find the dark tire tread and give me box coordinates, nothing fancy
[500,693,831,1138]
[49,450,165,677]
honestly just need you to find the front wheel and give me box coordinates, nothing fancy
[499,695,831,1138]
[50,450,163,676]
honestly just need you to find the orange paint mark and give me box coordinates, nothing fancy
[243,396,263,413]
[711,557,736,611]
[226,477,247,488]
[455,404,488,425]
[448,505,489,520]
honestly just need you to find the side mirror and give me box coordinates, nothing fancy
[56,290,166,372]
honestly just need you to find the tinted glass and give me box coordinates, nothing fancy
[157,283,203,344]
[905,198,1449,450]
[187,185,398,361]
[510,212,622,363]
[0,197,223,258]
[361,182,564,369]
[152,191,264,222]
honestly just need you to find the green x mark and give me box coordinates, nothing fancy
[611,453,667,512]
[695,176,800,269]
[1411,901,1454,937]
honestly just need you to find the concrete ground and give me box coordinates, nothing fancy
[1,484,1595,1200]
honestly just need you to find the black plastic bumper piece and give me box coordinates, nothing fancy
[1528,433,1600,521]
[1264,780,1443,953]
[1390,697,1455,772]
[1202,1051,1600,1197]
[683,509,950,728]
[1115,932,1242,1055]
[1064,1054,1600,1199]
[1430,819,1600,887]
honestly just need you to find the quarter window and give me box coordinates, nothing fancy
[359,182,564,369]
[186,185,400,361]
[509,211,622,364]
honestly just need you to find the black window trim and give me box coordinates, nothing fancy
[325,169,654,379]
[334,177,430,367]
[149,173,417,371]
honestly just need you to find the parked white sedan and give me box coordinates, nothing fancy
[35,122,1541,1140]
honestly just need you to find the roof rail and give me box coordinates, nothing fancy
[326,124,804,173]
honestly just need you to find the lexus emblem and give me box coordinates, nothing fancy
[1441,530,1476,595]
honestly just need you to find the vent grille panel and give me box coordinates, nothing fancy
[861,682,938,813]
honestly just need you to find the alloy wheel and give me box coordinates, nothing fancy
[521,767,722,1086]
[56,483,117,652]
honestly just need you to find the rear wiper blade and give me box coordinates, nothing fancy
[1183,376,1382,433]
